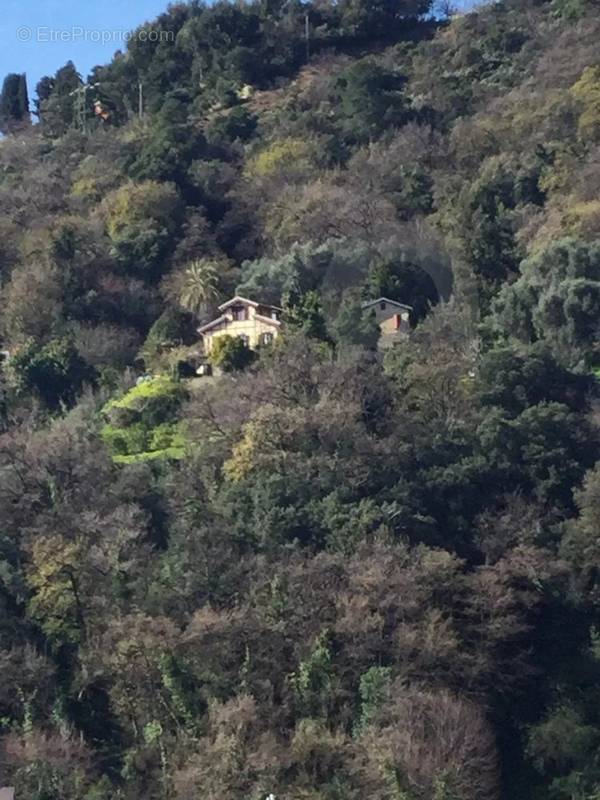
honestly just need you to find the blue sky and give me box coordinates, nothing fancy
[0,0,173,98]
[0,0,479,102]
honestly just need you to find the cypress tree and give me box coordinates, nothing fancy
[0,73,30,133]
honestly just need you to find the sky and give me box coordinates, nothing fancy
[0,0,173,98]
[0,0,479,103]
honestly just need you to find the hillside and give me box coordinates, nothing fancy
[2,0,600,797]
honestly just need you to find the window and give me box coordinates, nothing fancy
[271,309,278,320]
[232,306,247,321]
[380,301,386,311]
[395,314,402,331]
[240,334,250,347]
[262,332,274,345]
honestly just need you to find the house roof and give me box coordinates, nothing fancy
[197,315,228,334]
[218,295,282,312]
[362,297,413,311]
[197,312,282,336]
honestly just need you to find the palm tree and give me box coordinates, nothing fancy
[179,259,220,316]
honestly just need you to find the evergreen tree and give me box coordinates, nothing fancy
[0,73,30,133]
[36,61,82,135]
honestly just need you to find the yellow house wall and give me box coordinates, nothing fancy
[379,312,410,335]
[369,305,410,326]
[203,315,279,353]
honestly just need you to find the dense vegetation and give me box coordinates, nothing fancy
[3,0,600,797]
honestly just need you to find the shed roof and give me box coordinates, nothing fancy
[361,297,413,311]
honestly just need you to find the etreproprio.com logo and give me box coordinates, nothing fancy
[16,26,174,44]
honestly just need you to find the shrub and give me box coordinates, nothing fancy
[104,376,188,427]
[209,336,256,372]
[9,338,97,409]
[101,376,188,462]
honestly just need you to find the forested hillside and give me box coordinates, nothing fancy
[3,0,600,797]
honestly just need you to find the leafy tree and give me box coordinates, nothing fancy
[9,338,97,409]
[102,180,183,280]
[27,535,87,646]
[36,61,82,135]
[571,66,600,142]
[331,289,380,349]
[129,90,206,186]
[338,0,433,39]
[354,666,392,734]
[291,630,337,719]
[34,75,55,119]
[492,238,600,363]
[206,106,258,143]
[455,156,542,299]
[477,343,592,418]
[209,334,257,372]
[237,242,338,305]
[527,705,600,798]
[142,307,197,364]
[479,401,598,507]
[336,60,410,142]
[285,289,331,342]
[246,137,317,179]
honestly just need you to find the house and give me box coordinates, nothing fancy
[198,296,282,354]
[362,297,412,347]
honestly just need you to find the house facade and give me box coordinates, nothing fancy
[362,297,412,347]
[198,296,282,354]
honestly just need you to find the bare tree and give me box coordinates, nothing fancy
[361,685,500,800]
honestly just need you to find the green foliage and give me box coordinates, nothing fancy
[552,0,591,20]
[141,307,197,367]
[246,137,317,178]
[209,335,257,372]
[291,630,336,719]
[477,343,591,418]
[571,66,600,142]
[9,338,97,409]
[332,290,380,349]
[0,73,29,133]
[457,155,543,298]
[285,290,331,342]
[27,535,86,646]
[179,258,222,315]
[237,242,344,306]
[129,91,206,183]
[4,2,600,799]
[36,61,82,134]
[338,0,433,39]
[102,180,183,279]
[479,401,598,507]
[206,106,258,143]
[102,375,187,461]
[492,238,600,363]
[105,375,187,423]
[354,666,391,734]
[336,60,410,143]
